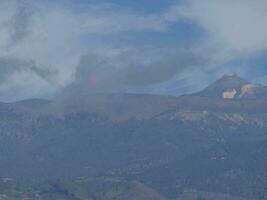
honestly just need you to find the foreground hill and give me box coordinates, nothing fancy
[0,176,250,200]
[138,139,267,199]
[0,178,169,200]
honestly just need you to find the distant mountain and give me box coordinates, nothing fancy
[194,74,267,99]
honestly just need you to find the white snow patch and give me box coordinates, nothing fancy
[223,89,237,99]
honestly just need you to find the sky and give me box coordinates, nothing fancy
[0,0,267,101]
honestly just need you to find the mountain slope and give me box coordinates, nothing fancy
[194,74,267,99]
[0,75,266,199]
[139,140,267,200]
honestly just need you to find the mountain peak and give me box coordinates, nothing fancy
[194,74,267,99]
[219,73,248,83]
[222,73,239,78]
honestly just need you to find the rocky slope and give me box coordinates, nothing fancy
[0,75,266,199]
[195,74,267,99]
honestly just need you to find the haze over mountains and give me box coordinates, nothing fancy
[0,74,266,199]
[0,0,266,199]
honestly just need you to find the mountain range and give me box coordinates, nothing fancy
[0,74,266,200]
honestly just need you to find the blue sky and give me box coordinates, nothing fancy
[0,0,266,101]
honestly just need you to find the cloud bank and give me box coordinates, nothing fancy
[0,0,266,101]
[0,1,169,100]
[0,0,203,101]
[170,0,267,53]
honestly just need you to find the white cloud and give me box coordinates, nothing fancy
[0,1,172,101]
[0,69,56,102]
[2,0,266,100]
[169,0,267,53]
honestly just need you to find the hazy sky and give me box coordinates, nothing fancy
[0,0,267,101]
